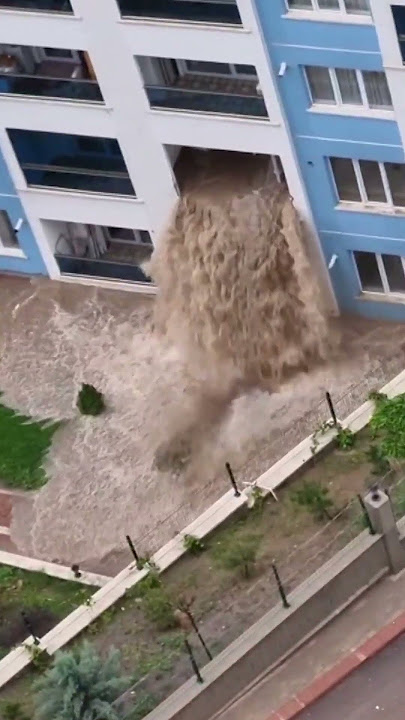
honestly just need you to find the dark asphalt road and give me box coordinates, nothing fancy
[295,633,405,720]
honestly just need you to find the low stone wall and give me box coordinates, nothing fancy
[144,532,388,720]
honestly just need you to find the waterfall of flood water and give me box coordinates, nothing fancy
[146,152,337,469]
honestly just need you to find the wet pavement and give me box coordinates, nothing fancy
[1,276,405,572]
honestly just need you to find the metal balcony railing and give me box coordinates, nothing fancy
[21,162,135,196]
[0,0,72,12]
[0,73,103,102]
[55,254,152,283]
[118,0,241,24]
[146,85,268,118]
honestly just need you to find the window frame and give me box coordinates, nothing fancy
[304,66,392,112]
[177,59,258,80]
[329,157,405,213]
[0,209,24,257]
[285,0,371,19]
[353,250,405,297]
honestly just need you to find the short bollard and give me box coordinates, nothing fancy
[184,638,203,683]
[225,462,241,497]
[126,535,140,566]
[71,564,82,578]
[271,562,290,609]
[325,391,338,426]
[21,610,40,645]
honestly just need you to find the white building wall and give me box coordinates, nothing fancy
[0,0,334,305]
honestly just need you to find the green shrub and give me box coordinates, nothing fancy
[141,586,176,631]
[0,701,30,720]
[292,481,334,521]
[214,534,261,578]
[129,693,158,720]
[183,534,205,556]
[76,384,105,416]
[366,445,390,476]
[336,427,355,451]
[369,393,405,459]
[33,642,130,720]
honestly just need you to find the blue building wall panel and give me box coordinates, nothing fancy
[255,0,405,319]
[0,151,47,276]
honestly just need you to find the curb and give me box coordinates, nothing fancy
[268,608,405,720]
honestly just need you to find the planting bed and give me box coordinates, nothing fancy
[3,405,405,719]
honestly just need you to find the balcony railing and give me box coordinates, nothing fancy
[118,0,241,24]
[21,161,135,196]
[0,73,103,103]
[0,0,72,12]
[146,85,268,118]
[55,254,152,283]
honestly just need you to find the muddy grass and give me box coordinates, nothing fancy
[2,427,405,718]
[0,566,94,658]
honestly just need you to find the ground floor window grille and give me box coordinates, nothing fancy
[354,251,405,294]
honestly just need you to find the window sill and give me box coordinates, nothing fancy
[308,105,395,121]
[358,291,405,305]
[148,107,274,124]
[336,202,405,217]
[117,17,247,32]
[282,10,373,25]
[0,247,25,258]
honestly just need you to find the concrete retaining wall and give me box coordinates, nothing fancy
[145,532,388,720]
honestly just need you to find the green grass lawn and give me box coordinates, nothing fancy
[0,399,60,490]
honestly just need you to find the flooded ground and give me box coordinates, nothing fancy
[0,275,404,573]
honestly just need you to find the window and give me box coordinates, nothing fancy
[180,60,257,79]
[354,251,405,295]
[305,67,392,110]
[287,0,370,14]
[330,157,405,210]
[0,210,19,249]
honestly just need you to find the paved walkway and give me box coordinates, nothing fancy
[294,633,405,720]
[214,569,405,720]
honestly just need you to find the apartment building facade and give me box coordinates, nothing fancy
[0,0,405,320]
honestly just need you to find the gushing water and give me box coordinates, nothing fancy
[147,151,336,468]
[149,152,334,395]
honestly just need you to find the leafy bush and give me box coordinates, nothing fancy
[366,444,390,476]
[76,384,105,416]
[129,693,158,720]
[141,585,176,630]
[336,427,355,451]
[34,641,130,720]
[369,393,405,459]
[214,534,261,578]
[0,701,30,720]
[293,481,334,521]
[183,534,205,556]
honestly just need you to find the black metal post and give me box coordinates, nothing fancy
[357,493,375,535]
[271,563,290,609]
[126,535,140,565]
[184,608,212,661]
[225,462,241,497]
[21,611,40,645]
[326,391,338,426]
[184,638,203,683]
[71,564,82,578]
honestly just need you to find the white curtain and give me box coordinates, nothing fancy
[344,0,370,14]
[363,72,392,109]
[335,68,361,104]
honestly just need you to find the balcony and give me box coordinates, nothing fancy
[392,6,405,63]
[118,0,241,25]
[140,58,268,119]
[0,0,72,12]
[9,130,136,197]
[0,46,103,103]
[52,222,153,283]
